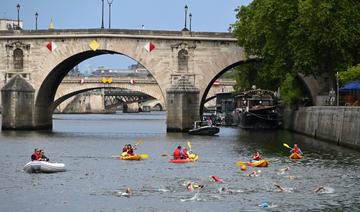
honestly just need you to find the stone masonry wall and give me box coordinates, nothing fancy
[284,106,360,149]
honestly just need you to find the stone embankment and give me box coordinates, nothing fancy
[284,106,360,150]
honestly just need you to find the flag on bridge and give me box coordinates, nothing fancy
[130,79,136,84]
[46,41,57,52]
[144,41,155,52]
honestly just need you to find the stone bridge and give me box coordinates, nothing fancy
[0,29,246,131]
[55,76,235,112]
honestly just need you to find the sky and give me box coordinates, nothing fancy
[1,0,251,73]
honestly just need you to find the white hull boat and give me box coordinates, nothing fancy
[23,161,66,173]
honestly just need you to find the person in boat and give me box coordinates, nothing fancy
[252,150,262,161]
[182,148,189,159]
[313,186,325,193]
[31,149,41,161]
[290,144,303,155]
[173,146,183,160]
[39,149,49,161]
[122,144,135,156]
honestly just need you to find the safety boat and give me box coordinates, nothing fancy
[247,159,269,167]
[289,153,303,159]
[169,154,199,163]
[119,154,142,161]
[188,121,219,136]
[23,161,66,173]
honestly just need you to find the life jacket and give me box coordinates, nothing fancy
[293,146,300,154]
[122,147,128,153]
[252,153,261,161]
[173,148,181,159]
[182,149,189,159]
[31,152,40,161]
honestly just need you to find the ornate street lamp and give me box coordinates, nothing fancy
[35,12,38,30]
[182,5,188,31]
[107,0,114,29]
[101,0,104,29]
[189,13,192,32]
[16,4,20,29]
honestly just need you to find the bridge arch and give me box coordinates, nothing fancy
[1,30,249,130]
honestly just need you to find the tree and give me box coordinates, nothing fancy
[233,0,360,92]
[338,64,360,84]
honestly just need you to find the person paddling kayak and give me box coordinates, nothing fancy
[290,144,303,155]
[252,150,262,161]
[173,146,183,159]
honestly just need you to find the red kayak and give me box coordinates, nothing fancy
[169,154,199,163]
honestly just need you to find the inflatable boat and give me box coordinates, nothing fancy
[23,161,66,173]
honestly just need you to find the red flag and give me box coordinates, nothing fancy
[213,80,220,86]
[79,78,85,84]
[130,79,136,84]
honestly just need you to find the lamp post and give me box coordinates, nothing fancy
[189,13,192,32]
[16,4,20,29]
[336,72,339,106]
[101,0,104,29]
[182,5,188,31]
[107,0,113,29]
[35,12,38,30]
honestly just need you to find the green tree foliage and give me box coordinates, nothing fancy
[233,0,360,96]
[338,64,360,84]
[280,73,302,106]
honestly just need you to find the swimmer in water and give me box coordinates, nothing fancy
[313,186,325,193]
[274,184,285,192]
[186,181,204,192]
[247,171,258,177]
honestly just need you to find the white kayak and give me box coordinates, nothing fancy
[23,161,66,173]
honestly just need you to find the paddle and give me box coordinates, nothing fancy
[187,141,192,152]
[283,143,292,149]
[140,154,149,159]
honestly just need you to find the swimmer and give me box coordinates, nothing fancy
[210,175,224,183]
[274,184,285,192]
[274,183,293,193]
[313,186,325,193]
[279,167,290,172]
[186,181,204,192]
[247,171,258,177]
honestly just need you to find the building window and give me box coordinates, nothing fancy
[14,48,23,70]
[178,49,188,72]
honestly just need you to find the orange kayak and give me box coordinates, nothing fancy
[119,154,142,161]
[290,153,303,159]
[247,160,269,167]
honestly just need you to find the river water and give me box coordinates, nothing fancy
[0,112,359,211]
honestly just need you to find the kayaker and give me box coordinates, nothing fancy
[127,144,135,156]
[290,144,303,155]
[39,149,49,161]
[173,146,182,160]
[31,149,41,161]
[182,148,189,159]
[252,150,262,161]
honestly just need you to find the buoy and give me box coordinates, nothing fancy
[241,165,247,171]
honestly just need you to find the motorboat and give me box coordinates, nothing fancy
[23,161,66,173]
[188,121,220,136]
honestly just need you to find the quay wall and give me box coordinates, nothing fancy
[284,106,360,149]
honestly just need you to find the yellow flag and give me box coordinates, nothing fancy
[89,40,100,51]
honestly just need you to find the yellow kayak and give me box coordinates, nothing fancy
[119,154,142,161]
[290,153,303,159]
[247,159,269,167]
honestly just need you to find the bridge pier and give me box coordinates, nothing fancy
[1,75,35,130]
[166,76,200,132]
